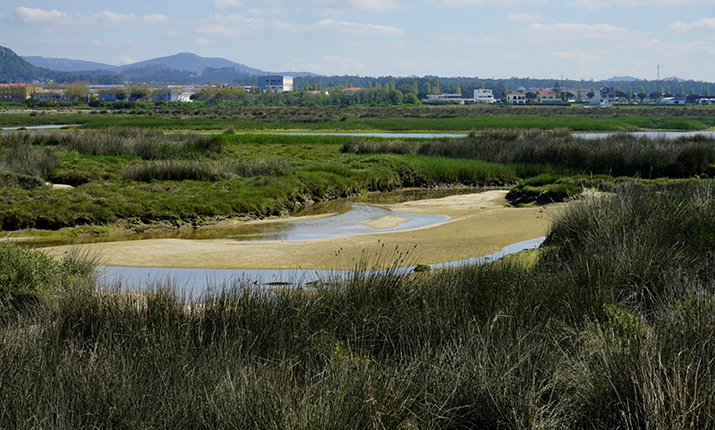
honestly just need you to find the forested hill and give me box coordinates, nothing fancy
[0,45,48,82]
[0,45,85,83]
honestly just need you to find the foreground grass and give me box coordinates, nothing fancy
[1,181,714,428]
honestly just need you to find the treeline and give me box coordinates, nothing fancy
[190,85,420,107]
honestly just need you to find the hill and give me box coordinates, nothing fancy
[605,76,640,82]
[0,46,51,82]
[123,52,264,76]
[23,56,120,73]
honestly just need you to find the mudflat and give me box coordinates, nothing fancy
[43,190,560,270]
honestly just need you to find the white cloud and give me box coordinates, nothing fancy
[425,0,546,6]
[323,55,367,72]
[166,30,184,37]
[315,19,403,35]
[670,18,715,32]
[215,0,245,8]
[524,23,644,41]
[506,12,541,23]
[315,0,404,10]
[569,0,715,9]
[388,40,406,48]
[120,56,136,65]
[15,7,69,24]
[196,23,242,36]
[14,7,169,27]
[193,13,299,36]
[438,32,478,44]
[196,38,215,46]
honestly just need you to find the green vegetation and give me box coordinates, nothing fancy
[0,130,523,231]
[2,105,715,132]
[1,125,714,232]
[2,181,715,427]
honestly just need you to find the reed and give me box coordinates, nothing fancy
[3,179,715,428]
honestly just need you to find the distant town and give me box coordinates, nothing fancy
[2,45,714,108]
[2,76,714,108]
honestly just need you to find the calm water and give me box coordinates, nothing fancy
[226,203,449,242]
[29,187,485,247]
[99,237,546,296]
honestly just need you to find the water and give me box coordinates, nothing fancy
[0,124,80,131]
[99,237,546,296]
[5,126,715,140]
[226,203,450,241]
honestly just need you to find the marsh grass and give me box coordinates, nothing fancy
[344,129,715,179]
[3,181,715,428]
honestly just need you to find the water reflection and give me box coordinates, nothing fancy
[29,187,485,247]
[227,203,449,241]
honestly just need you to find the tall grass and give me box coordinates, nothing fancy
[122,157,293,182]
[0,129,224,159]
[343,129,715,178]
[2,181,715,427]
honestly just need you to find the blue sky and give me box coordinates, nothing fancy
[2,1,715,81]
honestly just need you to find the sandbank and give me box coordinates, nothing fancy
[43,190,561,270]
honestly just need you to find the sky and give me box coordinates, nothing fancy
[2,1,715,81]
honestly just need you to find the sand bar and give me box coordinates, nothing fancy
[43,190,561,270]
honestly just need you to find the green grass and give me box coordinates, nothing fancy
[2,181,715,428]
[2,105,715,132]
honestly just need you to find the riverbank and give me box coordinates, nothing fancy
[42,190,558,270]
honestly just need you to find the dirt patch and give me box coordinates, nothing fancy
[42,190,562,270]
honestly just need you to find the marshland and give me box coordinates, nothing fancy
[2,106,715,428]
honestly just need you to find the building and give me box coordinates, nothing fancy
[259,75,293,92]
[423,93,466,103]
[661,97,687,105]
[590,87,619,106]
[32,88,66,102]
[0,83,42,103]
[506,91,526,104]
[473,89,495,103]
[537,90,558,103]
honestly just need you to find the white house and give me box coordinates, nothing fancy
[473,89,495,103]
[590,87,619,106]
[507,91,526,104]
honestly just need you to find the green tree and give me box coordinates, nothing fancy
[65,81,89,102]
[404,93,419,105]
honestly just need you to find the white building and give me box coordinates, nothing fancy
[661,97,687,104]
[506,91,526,104]
[259,75,293,92]
[423,94,466,103]
[473,89,495,103]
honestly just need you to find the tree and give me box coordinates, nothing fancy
[387,89,403,104]
[577,84,583,102]
[114,87,127,101]
[128,85,153,101]
[65,81,89,102]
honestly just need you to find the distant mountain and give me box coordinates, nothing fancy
[123,52,264,76]
[663,76,684,82]
[605,76,640,82]
[23,56,120,73]
[0,46,51,82]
